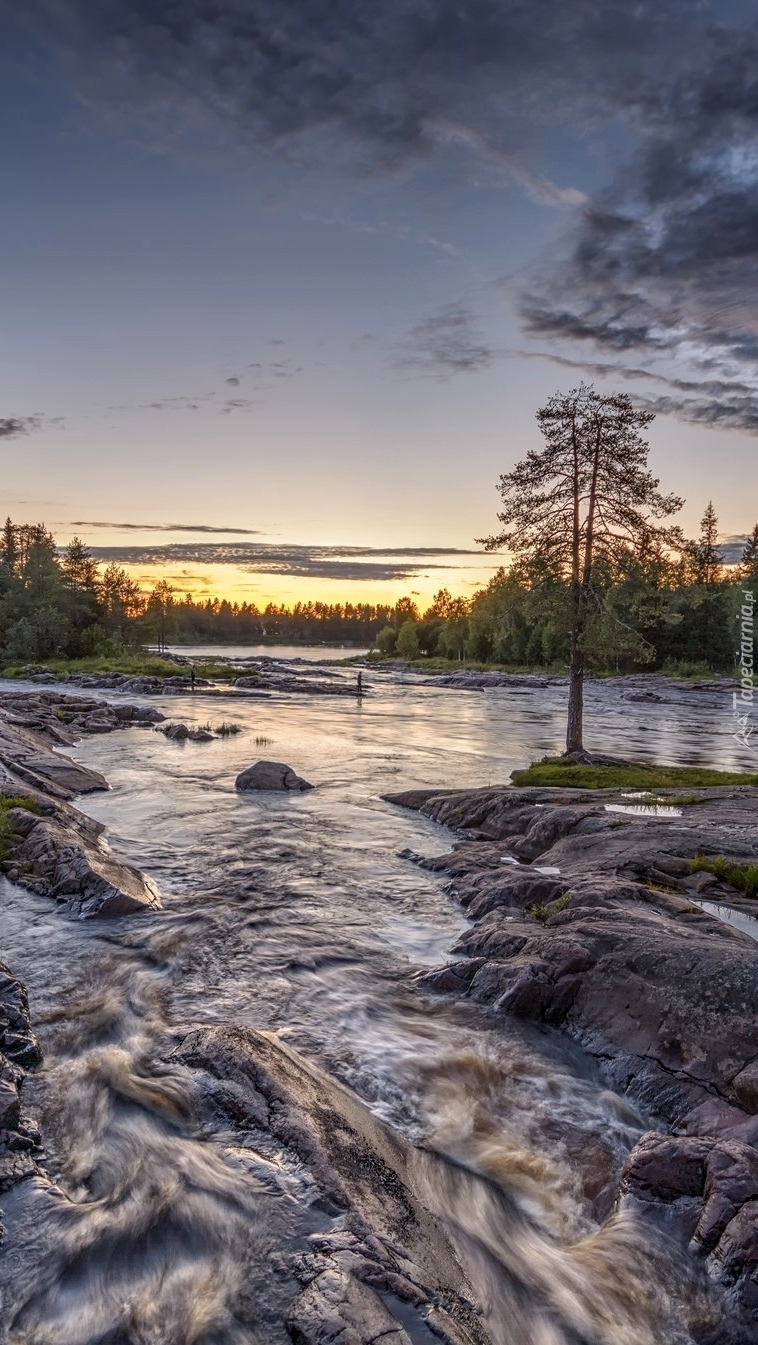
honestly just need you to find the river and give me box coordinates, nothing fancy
[1,670,745,1344]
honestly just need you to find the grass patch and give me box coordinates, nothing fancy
[0,794,43,862]
[0,655,237,682]
[527,893,572,923]
[397,657,567,674]
[254,735,271,747]
[688,856,758,899]
[511,757,758,790]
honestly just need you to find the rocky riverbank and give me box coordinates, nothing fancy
[0,690,162,914]
[3,682,757,1341]
[413,670,737,696]
[10,663,363,697]
[385,782,758,1339]
[0,692,165,1275]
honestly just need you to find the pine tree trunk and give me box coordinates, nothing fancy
[566,614,584,755]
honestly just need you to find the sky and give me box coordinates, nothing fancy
[2,0,758,609]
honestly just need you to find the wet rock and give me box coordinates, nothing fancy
[175,1025,493,1345]
[0,1072,20,1131]
[0,719,108,797]
[0,973,41,1070]
[0,1150,38,1191]
[161,722,190,740]
[10,816,161,917]
[235,760,314,792]
[0,962,43,1214]
[288,1267,412,1345]
[389,785,758,1127]
[622,1133,712,1203]
[620,1132,758,1336]
[734,1062,758,1115]
[188,729,214,742]
[696,1142,758,1256]
[0,698,162,919]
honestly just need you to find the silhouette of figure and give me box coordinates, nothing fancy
[357,670,363,698]
[190,664,196,693]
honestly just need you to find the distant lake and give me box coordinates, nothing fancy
[163,643,368,662]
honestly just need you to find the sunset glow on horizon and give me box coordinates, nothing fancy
[3,1,758,607]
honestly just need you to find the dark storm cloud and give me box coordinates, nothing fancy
[24,1,699,166]
[20,2,758,422]
[520,20,758,431]
[72,521,262,534]
[86,541,490,582]
[398,303,494,379]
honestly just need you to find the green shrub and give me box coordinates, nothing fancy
[527,892,572,922]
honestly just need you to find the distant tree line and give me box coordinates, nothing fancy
[376,505,758,677]
[0,520,398,659]
[0,510,755,674]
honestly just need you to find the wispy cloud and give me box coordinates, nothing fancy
[221,398,256,414]
[85,541,494,583]
[70,521,262,535]
[24,0,758,433]
[302,209,463,258]
[0,415,54,438]
[397,303,494,379]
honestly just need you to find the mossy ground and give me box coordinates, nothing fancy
[688,856,758,899]
[511,757,758,790]
[0,795,43,861]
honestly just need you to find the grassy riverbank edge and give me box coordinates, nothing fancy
[0,655,242,681]
[510,757,758,789]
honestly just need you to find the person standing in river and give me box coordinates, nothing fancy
[190,664,196,693]
[356,670,363,698]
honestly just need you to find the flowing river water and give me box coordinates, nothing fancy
[0,670,749,1345]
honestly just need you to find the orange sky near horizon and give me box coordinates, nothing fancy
[117,557,505,611]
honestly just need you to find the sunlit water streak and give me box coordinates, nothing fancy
[0,672,740,1344]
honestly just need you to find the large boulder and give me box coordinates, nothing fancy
[235,760,314,792]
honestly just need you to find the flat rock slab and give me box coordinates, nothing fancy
[0,721,107,798]
[235,760,314,792]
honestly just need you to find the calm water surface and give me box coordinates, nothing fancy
[163,643,368,661]
[0,673,742,1344]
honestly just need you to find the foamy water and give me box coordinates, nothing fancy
[0,671,738,1343]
